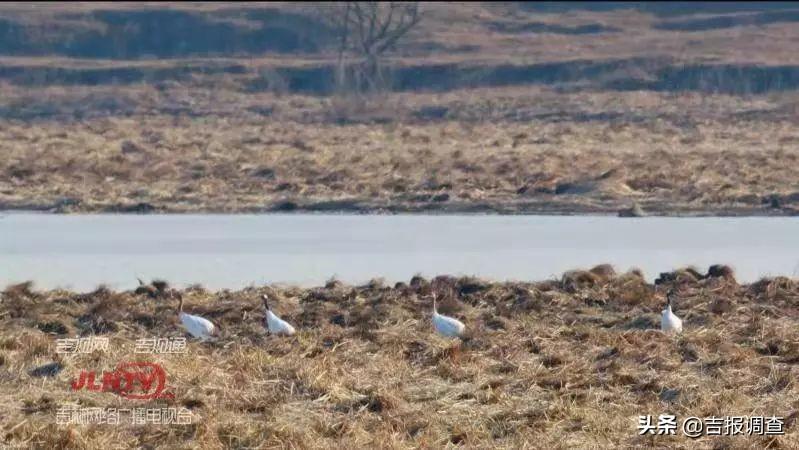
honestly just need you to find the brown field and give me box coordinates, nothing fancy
[1,266,798,448]
[1,85,799,215]
[2,3,799,215]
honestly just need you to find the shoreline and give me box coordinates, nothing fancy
[0,264,787,295]
[1,199,797,217]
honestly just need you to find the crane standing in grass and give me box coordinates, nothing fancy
[263,294,296,336]
[661,289,683,334]
[431,293,466,338]
[174,291,217,340]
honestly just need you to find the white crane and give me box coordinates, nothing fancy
[661,289,683,334]
[262,294,296,336]
[174,292,217,340]
[431,293,465,338]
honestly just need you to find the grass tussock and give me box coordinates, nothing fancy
[1,265,799,448]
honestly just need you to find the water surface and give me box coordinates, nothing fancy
[1,213,797,291]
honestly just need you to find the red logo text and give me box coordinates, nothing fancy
[71,362,174,400]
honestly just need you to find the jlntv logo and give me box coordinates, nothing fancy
[71,362,174,400]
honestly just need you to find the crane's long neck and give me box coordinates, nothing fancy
[263,295,270,311]
[432,296,438,315]
[177,296,184,315]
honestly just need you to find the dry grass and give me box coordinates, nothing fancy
[1,266,798,448]
[1,4,799,215]
[1,84,799,215]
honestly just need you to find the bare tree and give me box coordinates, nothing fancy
[322,2,421,94]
